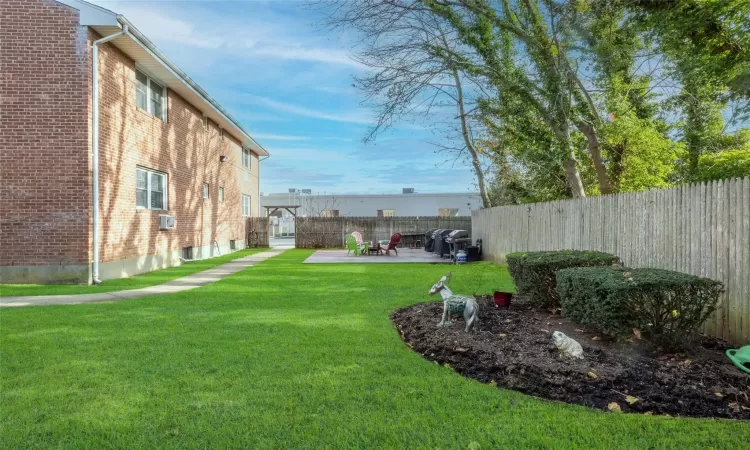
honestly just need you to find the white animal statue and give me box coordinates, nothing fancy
[428,272,479,332]
[552,331,584,359]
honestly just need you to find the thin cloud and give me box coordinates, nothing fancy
[94,1,362,68]
[249,96,374,125]
[253,133,311,141]
[240,43,362,69]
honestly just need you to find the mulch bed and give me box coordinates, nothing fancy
[391,298,749,420]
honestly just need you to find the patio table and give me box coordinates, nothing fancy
[367,242,383,255]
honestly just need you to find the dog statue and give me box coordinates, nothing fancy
[428,272,479,332]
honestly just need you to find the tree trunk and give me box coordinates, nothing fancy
[553,125,586,198]
[610,140,627,192]
[577,121,613,195]
[563,153,586,198]
[453,68,492,208]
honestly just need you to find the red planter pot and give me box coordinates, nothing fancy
[493,291,513,308]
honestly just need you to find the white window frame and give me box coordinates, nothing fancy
[136,167,168,210]
[135,68,167,121]
[202,183,209,200]
[218,187,224,202]
[242,148,252,169]
[379,209,396,217]
[242,194,251,217]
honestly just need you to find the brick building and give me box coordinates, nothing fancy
[0,0,269,284]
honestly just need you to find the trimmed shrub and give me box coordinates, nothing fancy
[506,250,620,308]
[557,267,723,349]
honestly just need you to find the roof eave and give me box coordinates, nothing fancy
[115,16,269,157]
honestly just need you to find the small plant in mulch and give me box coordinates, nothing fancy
[391,302,749,420]
[506,250,620,309]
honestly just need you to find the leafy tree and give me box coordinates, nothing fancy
[322,1,494,207]
[319,0,748,203]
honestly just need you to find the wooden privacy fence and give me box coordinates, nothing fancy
[246,217,269,248]
[295,216,472,249]
[472,177,750,344]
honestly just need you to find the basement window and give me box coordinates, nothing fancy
[136,69,166,121]
[182,246,193,260]
[230,239,236,250]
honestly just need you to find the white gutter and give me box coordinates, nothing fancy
[91,24,127,284]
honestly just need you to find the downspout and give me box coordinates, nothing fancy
[91,25,127,284]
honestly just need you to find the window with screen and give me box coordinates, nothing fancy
[136,167,167,210]
[136,69,166,121]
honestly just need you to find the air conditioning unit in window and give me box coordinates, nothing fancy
[159,214,176,230]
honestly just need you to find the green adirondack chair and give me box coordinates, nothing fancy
[346,234,361,256]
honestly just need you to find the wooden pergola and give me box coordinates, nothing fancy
[263,205,300,218]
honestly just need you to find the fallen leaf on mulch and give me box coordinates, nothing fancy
[592,336,601,341]
[625,395,639,405]
[681,359,692,367]
[608,402,622,412]
[455,347,468,353]
[587,371,599,380]
[714,392,724,398]
[633,328,641,340]
[498,333,507,338]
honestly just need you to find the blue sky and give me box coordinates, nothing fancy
[90,0,479,195]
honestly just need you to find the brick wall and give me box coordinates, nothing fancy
[0,0,91,281]
[93,31,260,268]
[0,0,260,283]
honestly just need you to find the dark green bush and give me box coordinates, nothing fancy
[557,267,723,349]
[506,250,620,308]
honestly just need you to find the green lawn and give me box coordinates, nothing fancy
[1,250,745,448]
[0,248,267,297]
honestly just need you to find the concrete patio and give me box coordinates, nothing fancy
[303,248,452,264]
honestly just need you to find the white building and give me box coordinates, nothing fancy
[261,190,481,236]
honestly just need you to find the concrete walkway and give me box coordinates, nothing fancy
[0,248,286,308]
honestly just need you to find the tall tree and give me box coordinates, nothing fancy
[629,0,750,179]
[429,0,598,197]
